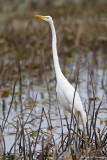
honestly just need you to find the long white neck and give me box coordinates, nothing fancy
[49,20,63,81]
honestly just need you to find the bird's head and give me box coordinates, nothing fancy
[35,15,52,23]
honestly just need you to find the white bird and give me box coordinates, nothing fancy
[35,15,87,124]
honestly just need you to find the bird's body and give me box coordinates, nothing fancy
[35,15,87,124]
[56,79,86,123]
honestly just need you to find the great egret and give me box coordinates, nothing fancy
[35,15,87,124]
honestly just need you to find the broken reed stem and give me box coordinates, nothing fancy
[87,63,91,125]
[84,103,89,135]
[0,126,3,157]
[33,108,44,155]
[91,93,105,142]
[26,130,32,159]
[89,70,96,141]
[3,74,19,131]
[13,119,19,158]
[22,124,26,160]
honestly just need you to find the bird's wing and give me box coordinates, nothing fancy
[59,79,84,112]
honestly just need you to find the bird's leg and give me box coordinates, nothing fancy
[63,108,69,131]
[63,110,69,131]
[65,115,70,131]
[62,108,69,131]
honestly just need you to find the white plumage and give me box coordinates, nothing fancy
[35,15,87,124]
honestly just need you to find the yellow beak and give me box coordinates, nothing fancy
[34,15,48,19]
